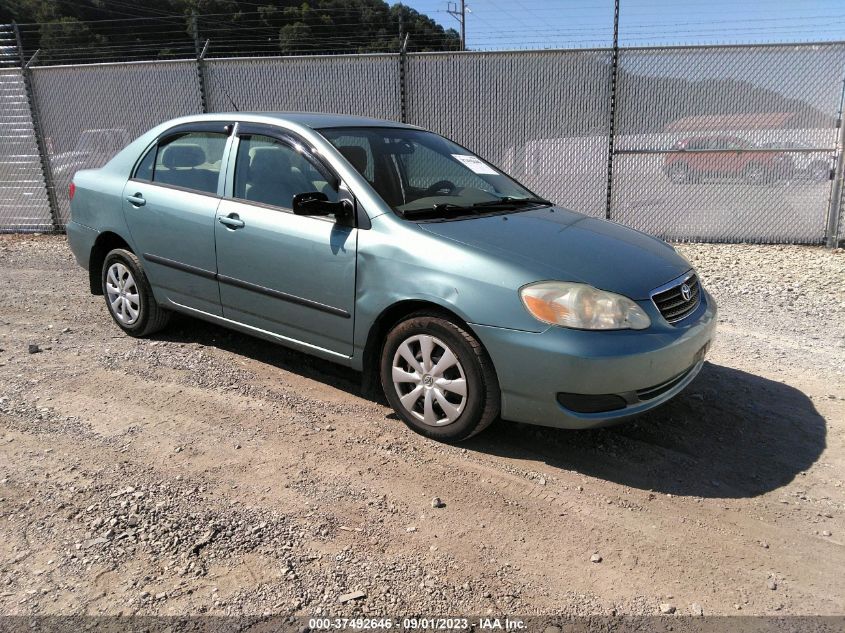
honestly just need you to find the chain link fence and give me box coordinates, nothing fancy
[204,54,402,120]
[0,67,51,231]
[0,25,51,231]
[0,33,843,245]
[30,60,204,224]
[611,43,845,243]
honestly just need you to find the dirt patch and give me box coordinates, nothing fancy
[0,235,843,617]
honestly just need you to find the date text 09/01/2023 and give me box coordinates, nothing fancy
[308,617,527,630]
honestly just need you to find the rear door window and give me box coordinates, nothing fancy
[149,132,227,195]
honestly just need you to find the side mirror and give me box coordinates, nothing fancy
[292,191,352,219]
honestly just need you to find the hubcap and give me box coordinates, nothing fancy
[105,262,141,326]
[391,334,467,427]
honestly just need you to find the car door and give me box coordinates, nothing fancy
[721,136,747,176]
[123,123,232,316]
[686,137,711,175]
[214,125,357,357]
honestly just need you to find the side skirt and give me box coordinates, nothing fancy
[165,299,355,367]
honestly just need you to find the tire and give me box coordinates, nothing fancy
[666,163,690,184]
[380,313,500,442]
[101,248,170,337]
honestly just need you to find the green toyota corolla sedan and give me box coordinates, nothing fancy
[66,112,716,441]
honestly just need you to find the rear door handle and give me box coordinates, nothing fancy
[126,193,145,207]
[218,213,245,229]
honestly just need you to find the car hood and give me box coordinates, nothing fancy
[417,207,691,300]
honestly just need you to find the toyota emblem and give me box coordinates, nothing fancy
[680,283,692,301]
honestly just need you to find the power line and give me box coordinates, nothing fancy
[9,1,845,64]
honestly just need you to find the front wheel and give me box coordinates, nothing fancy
[101,248,170,337]
[380,314,500,442]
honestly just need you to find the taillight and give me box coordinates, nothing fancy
[68,181,76,201]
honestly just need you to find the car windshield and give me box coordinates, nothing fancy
[318,126,548,220]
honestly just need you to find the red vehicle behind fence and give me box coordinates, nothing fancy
[663,135,794,184]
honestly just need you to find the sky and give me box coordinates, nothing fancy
[403,0,845,50]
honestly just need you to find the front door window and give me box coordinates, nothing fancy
[233,134,338,210]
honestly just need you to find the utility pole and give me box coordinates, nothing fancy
[447,0,466,51]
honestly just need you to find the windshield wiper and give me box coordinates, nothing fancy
[400,197,552,221]
[472,196,553,209]
[401,203,478,220]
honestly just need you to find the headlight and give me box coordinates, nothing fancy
[520,281,651,330]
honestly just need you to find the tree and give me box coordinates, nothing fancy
[2,0,460,62]
[279,20,312,54]
[38,16,105,60]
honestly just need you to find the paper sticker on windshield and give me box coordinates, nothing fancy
[451,154,499,175]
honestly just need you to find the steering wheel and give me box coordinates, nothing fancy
[424,180,458,196]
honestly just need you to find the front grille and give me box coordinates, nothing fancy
[652,273,701,324]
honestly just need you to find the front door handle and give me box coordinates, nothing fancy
[218,213,245,229]
[126,193,146,207]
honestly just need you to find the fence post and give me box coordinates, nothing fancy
[603,0,620,221]
[825,74,845,248]
[13,23,61,232]
[192,13,209,113]
[398,33,409,124]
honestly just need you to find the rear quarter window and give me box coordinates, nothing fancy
[134,145,156,181]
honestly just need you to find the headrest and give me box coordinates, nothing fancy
[161,144,206,169]
[338,145,368,175]
[249,147,292,181]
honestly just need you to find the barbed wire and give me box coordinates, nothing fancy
[5,3,845,66]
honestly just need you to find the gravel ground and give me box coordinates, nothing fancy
[0,235,843,618]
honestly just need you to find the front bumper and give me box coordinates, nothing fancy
[471,290,717,429]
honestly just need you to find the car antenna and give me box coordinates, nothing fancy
[197,38,240,112]
[219,84,240,112]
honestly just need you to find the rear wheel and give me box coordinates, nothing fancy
[101,248,170,337]
[380,313,500,442]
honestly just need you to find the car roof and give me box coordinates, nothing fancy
[173,112,416,130]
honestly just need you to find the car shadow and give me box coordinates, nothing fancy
[154,314,370,398]
[466,362,827,498]
[154,318,825,499]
